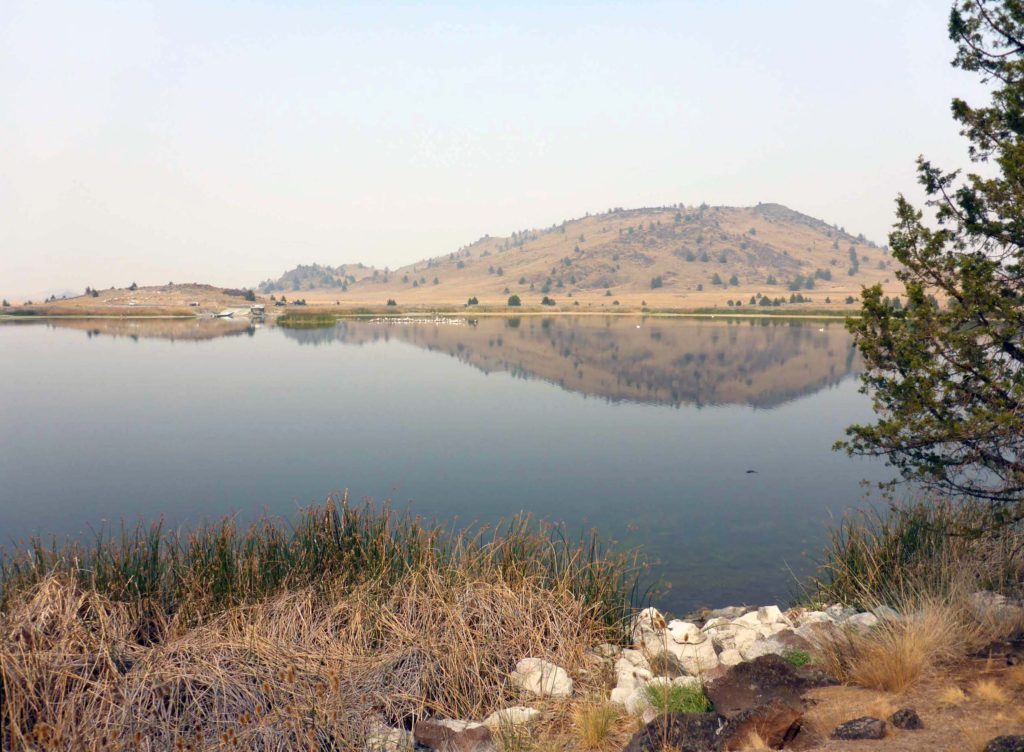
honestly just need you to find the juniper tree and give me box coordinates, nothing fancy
[839,0,1024,519]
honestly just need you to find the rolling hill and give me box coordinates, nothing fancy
[259,203,899,309]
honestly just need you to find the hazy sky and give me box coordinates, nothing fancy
[2,0,983,296]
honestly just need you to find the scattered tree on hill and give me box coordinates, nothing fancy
[507,294,521,307]
[840,0,1024,515]
[467,296,479,306]
[243,289,256,302]
[541,296,556,306]
[729,273,739,286]
[697,283,704,291]
[650,275,664,289]
[1,299,8,307]
[129,282,138,291]
[91,289,99,298]
[711,273,723,285]
[386,299,397,307]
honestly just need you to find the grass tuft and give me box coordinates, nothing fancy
[782,649,811,667]
[816,598,990,692]
[572,701,618,749]
[971,678,1011,704]
[642,682,711,714]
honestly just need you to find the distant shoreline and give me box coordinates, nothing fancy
[0,308,857,322]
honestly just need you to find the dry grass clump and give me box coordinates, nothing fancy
[1,499,640,751]
[816,597,991,692]
[970,678,1011,704]
[2,572,611,750]
[572,701,619,749]
[939,684,969,705]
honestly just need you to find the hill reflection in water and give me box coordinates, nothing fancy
[280,316,861,409]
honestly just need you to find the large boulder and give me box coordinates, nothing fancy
[414,720,494,752]
[830,716,886,740]
[890,707,923,730]
[721,700,802,751]
[622,712,725,752]
[510,657,572,698]
[705,654,832,718]
[985,737,1024,752]
[739,629,813,662]
[635,617,720,674]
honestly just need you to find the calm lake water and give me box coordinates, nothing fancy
[0,315,888,613]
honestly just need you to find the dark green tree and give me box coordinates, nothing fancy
[840,0,1024,514]
[507,294,521,307]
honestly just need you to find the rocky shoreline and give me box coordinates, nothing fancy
[383,593,1024,752]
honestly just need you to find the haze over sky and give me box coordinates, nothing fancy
[2,0,982,297]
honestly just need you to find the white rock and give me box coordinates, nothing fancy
[591,643,620,659]
[665,636,719,674]
[483,706,540,729]
[614,658,652,692]
[796,610,832,626]
[632,606,667,633]
[365,724,414,752]
[846,612,879,630]
[718,648,743,666]
[667,620,707,644]
[511,658,573,698]
[435,719,484,731]
[968,590,1024,626]
[611,685,651,714]
[706,605,747,619]
[757,605,786,624]
[701,617,731,630]
[872,605,900,622]
[825,604,858,622]
[703,626,735,651]
[731,624,760,649]
[739,636,790,661]
[735,610,762,628]
[618,649,650,669]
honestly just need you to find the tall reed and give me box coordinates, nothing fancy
[0,493,642,632]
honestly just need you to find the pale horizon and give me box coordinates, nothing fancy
[2,0,980,298]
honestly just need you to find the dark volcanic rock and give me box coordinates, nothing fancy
[623,712,725,752]
[985,737,1024,752]
[830,716,886,740]
[414,720,493,752]
[890,707,923,730]
[705,654,830,717]
[721,700,802,750]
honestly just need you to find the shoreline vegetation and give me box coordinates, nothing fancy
[2,495,1022,750]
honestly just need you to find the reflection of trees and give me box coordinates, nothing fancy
[44,318,255,342]
[278,317,861,408]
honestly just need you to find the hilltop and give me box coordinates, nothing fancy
[258,203,899,310]
[6,203,902,316]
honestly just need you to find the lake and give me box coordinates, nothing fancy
[0,315,888,614]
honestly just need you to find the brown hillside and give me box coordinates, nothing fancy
[267,204,900,309]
